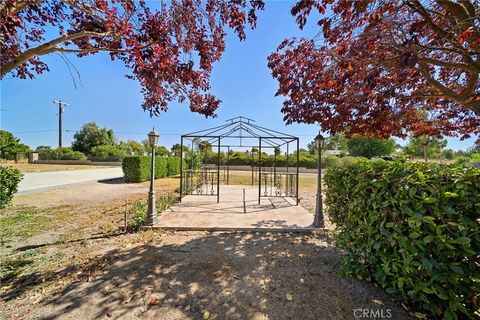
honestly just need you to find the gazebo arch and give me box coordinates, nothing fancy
[179,116,300,205]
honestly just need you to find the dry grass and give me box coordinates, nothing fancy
[0,161,114,173]
[223,170,318,190]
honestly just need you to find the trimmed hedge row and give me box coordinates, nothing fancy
[324,161,480,319]
[0,166,23,209]
[122,156,181,183]
[38,147,87,160]
[90,145,128,162]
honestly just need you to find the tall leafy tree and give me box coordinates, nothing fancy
[404,136,448,160]
[125,140,144,155]
[347,136,396,158]
[72,122,114,154]
[0,130,30,159]
[1,0,264,116]
[268,0,480,140]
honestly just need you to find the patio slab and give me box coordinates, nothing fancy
[153,185,315,232]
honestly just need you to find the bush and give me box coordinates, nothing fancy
[122,156,182,183]
[38,147,87,161]
[90,145,128,162]
[324,161,480,319]
[323,155,341,168]
[0,166,23,209]
[339,156,360,166]
[128,194,177,228]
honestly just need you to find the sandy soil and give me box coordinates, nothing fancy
[0,176,412,320]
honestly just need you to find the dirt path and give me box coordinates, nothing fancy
[1,177,412,319]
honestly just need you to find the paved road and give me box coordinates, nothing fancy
[17,167,124,194]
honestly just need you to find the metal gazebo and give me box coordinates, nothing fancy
[179,116,300,204]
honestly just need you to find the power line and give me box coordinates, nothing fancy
[0,109,57,116]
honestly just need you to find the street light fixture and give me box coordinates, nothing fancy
[314,131,325,228]
[146,128,159,225]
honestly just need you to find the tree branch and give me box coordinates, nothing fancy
[0,30,111,78]
[418,57,480,73]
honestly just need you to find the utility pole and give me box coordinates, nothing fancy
[53,100,68,147]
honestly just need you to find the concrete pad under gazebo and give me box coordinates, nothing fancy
[152,185,315,232]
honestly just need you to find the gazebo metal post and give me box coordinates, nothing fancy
[190,140,194,191]
[251,150,254,185]
[296,138,299,205]
[273,152,277,186]
[258,138,262,204]
[227,146,230,185]
[217,137,220,203]
[286,143,289,173]
[179,136,184,202]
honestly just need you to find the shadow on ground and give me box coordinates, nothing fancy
[2,232,412,320]
[97,177,125,185]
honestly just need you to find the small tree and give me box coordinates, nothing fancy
[403,136,448,161]
[72,122,114,155]
[0,130,29,160]
[347,136,396,159]
[156,146,169,156]
[170,143,189,157]
[126,140,144,155]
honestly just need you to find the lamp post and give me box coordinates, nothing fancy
[314,131,325,228]
[146,128,159,225]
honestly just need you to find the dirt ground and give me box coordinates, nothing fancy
[0,174,412,319]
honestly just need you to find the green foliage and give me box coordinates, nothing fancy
[324,161,480,319]
[403,136,447,159]
[170,143,189,157]
[467,143,480,155]
[71,122,114,155]
[184,151,202,169]
[125,140,144,155]
[347,136,396,159]
[122,156,182,183]
[128,200,147,228]
[323,155,341,167]
[339,156,361,166]
[38,147,87,160]
[128,194,177,229]
[156,146,169,156]
[90,145,128,161]
[0,166,23,209]
[307,133,349,155]
[0,130,30,160]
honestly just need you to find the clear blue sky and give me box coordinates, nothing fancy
[0,1,476,152]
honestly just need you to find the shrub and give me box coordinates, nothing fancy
[324,161,480,319]
[122,156,182,183]
[339,155,360,166]
[0,166,23,209]
[90,145,128,161]
[38,147,87,161]
[128,194,177,228]
[323,155,341,168]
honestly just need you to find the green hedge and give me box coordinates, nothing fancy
[122,156,181,183]
[0,166,23,209]
[324,161,480,319]
[90,145,128,162]
[38,147,87,160]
